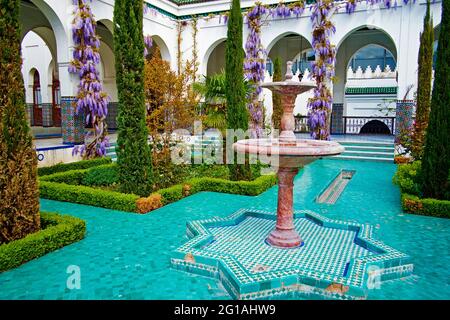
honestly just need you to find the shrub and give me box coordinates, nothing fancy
[401,193,450,218]
[0,212,86,272]
[38,157,112,177]
[158,184,185,205]
[82,164,119,186]
[0,0,40,243]
[189,174,277,196]
[136,194,162,214]
[39,181,139,212]
[39,169,87,185]
[114,0,154,196]
[393,161,422,196]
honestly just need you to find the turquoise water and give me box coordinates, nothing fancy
[0,159,449,299]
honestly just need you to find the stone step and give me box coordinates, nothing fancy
[330,155,393,163]
[339,141,394,148]
[341,150,394,158]
[343,145,394,153]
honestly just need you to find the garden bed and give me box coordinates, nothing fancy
[0,212,86,272]
[38,159,277,214]
[393,161,450,218]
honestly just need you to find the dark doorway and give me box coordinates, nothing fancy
[360,120,391,134]
[32,70,42,126]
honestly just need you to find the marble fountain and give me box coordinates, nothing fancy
[171,62,413,300]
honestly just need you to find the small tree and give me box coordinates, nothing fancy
[0,0,40,244]
[113,0,153,196]
[144,52,196,169]
[411,0,434,160]
[421,0,450,200]
[225,0,252,181]
[271,57,283,130]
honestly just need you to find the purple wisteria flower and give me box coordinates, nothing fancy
[69,0,110,158]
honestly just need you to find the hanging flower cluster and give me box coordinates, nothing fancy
[69,0,110,158]
[244,2,268,138]
[307,0,337,140]
[144,35,153,58]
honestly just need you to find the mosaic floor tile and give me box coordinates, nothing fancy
[172,209,413,300]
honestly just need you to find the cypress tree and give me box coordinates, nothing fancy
[421,0,450,200]
[225,0,251,181]
[113,0,153,196]
[411,0,434,160]
[271,56,283,130]
[0,0,40,244]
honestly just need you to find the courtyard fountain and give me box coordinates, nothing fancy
[171,62,413,300]
[234,61,344,248]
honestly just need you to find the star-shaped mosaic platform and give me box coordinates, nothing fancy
[171,209,413,300]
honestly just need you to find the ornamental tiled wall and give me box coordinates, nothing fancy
[42,103,53,127]
[331,103,344,134]
[61,97,85,145]
[26,103,33,126]
[395,100,415,144]
[106,102,118,130]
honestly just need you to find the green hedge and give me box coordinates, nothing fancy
[0,212,86,272]
[401,193,450,219]
[189,174,277,196]
[39,169,87,185]
[38,157,112,177]
[82,164,118,186]
[39,173,277,213]
[393,161,422,196]
[39,181,139,212]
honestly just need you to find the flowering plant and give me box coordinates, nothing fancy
[69,0,110,158]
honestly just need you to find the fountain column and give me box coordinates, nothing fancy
[266,166,303,248]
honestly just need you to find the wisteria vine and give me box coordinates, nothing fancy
[307,0,337,140]
[244,3,268,138]
[142,0,423,140]
[69,0,110,158]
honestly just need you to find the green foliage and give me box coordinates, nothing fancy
[225,0,252,182]
[0,0,40,244]
[412,0,434,160]
[39,181,139,212]
[393,161,422,196]
[189,174,277,196]
[82,164,118,186]
[157,184,184,205]
[0,212,85,272]
[401,193,450,219]
[421,0,450,200]
[114,0,153,197]
[271,56,283,130]
[40,169,87,185]
[38,157,111,177]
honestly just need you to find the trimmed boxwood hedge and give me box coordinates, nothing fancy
[39,169,87,185]
[82,164,118,186]
[39,173,277,213]
[39,181,139,212]
[38,157,112,177]
[0,212,86,272]
[401,193,450,219]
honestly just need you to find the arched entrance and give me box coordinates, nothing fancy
[31,69,42,126]
[360,120,391,135]
[206,40,226,77]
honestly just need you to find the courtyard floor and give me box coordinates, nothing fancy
[0,159,448,299]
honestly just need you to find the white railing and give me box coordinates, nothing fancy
[347,65,396,80]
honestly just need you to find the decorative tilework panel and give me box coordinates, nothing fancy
[331,103,344,134]
[42,103,53,127]
[26,103,33,126]
[61,97,85,145]
[395,100,415,143]
[106,102,118,130]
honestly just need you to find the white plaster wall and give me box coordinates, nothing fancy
[20,0,443,124]
[21,31,53,104]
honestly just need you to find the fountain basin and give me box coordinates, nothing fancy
[234,138,345,168]
[171,209,413,300]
